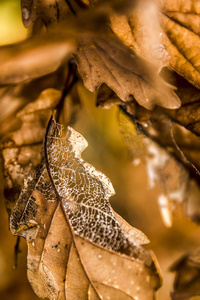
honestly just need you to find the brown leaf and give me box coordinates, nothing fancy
[0,66,66,136]
[128,102,200,181]
[161,72,200,137]
[170,249,200,300]
[111,0,200,89]
[21,0,136,28]
[0,33,74,85]
[95,70,200,225]
[0,1,132,87]
[1,88,59,214]
[74,36,180,110]
[1,74,80,215]
[21,0,72,27]
[160,0,200,89]
[118,108,190,227]
[10,118,161,299]
[113,211,150,245]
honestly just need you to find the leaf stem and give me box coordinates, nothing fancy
[13,236,21,269]
[55,62,78,122]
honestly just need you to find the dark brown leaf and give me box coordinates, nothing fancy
[21,0,72,27]
[170,249,200,300]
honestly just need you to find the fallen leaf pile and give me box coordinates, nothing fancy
[1,0,200,299]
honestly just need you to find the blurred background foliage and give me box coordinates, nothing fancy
[1,1,200,300]
[0,0,27,46]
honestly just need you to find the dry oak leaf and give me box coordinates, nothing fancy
[111,0,200,89]
[74,36,180,110]
[10,118,161,300]
[0,0,125,86]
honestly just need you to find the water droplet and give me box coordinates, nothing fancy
[98,254,102,259]
[58,249,61,253]
[133,158,141,166]
[114,285,119,289]
[146,275,150,282]
[32,241,35,247]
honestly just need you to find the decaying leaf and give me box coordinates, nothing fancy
[10,118,161,299]
[170,249,200,300]
[1,88,60,214]
[1,69,80,215]
[74,36,180,110]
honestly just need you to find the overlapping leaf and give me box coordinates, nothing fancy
[1,67,80,215]
[170,249,200,300]
[111,0,200,90]
[117,99,200,224]
[96,67,200,225]
[10,118,161,299]
[0,0,181,111]
[74,36,180,110]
